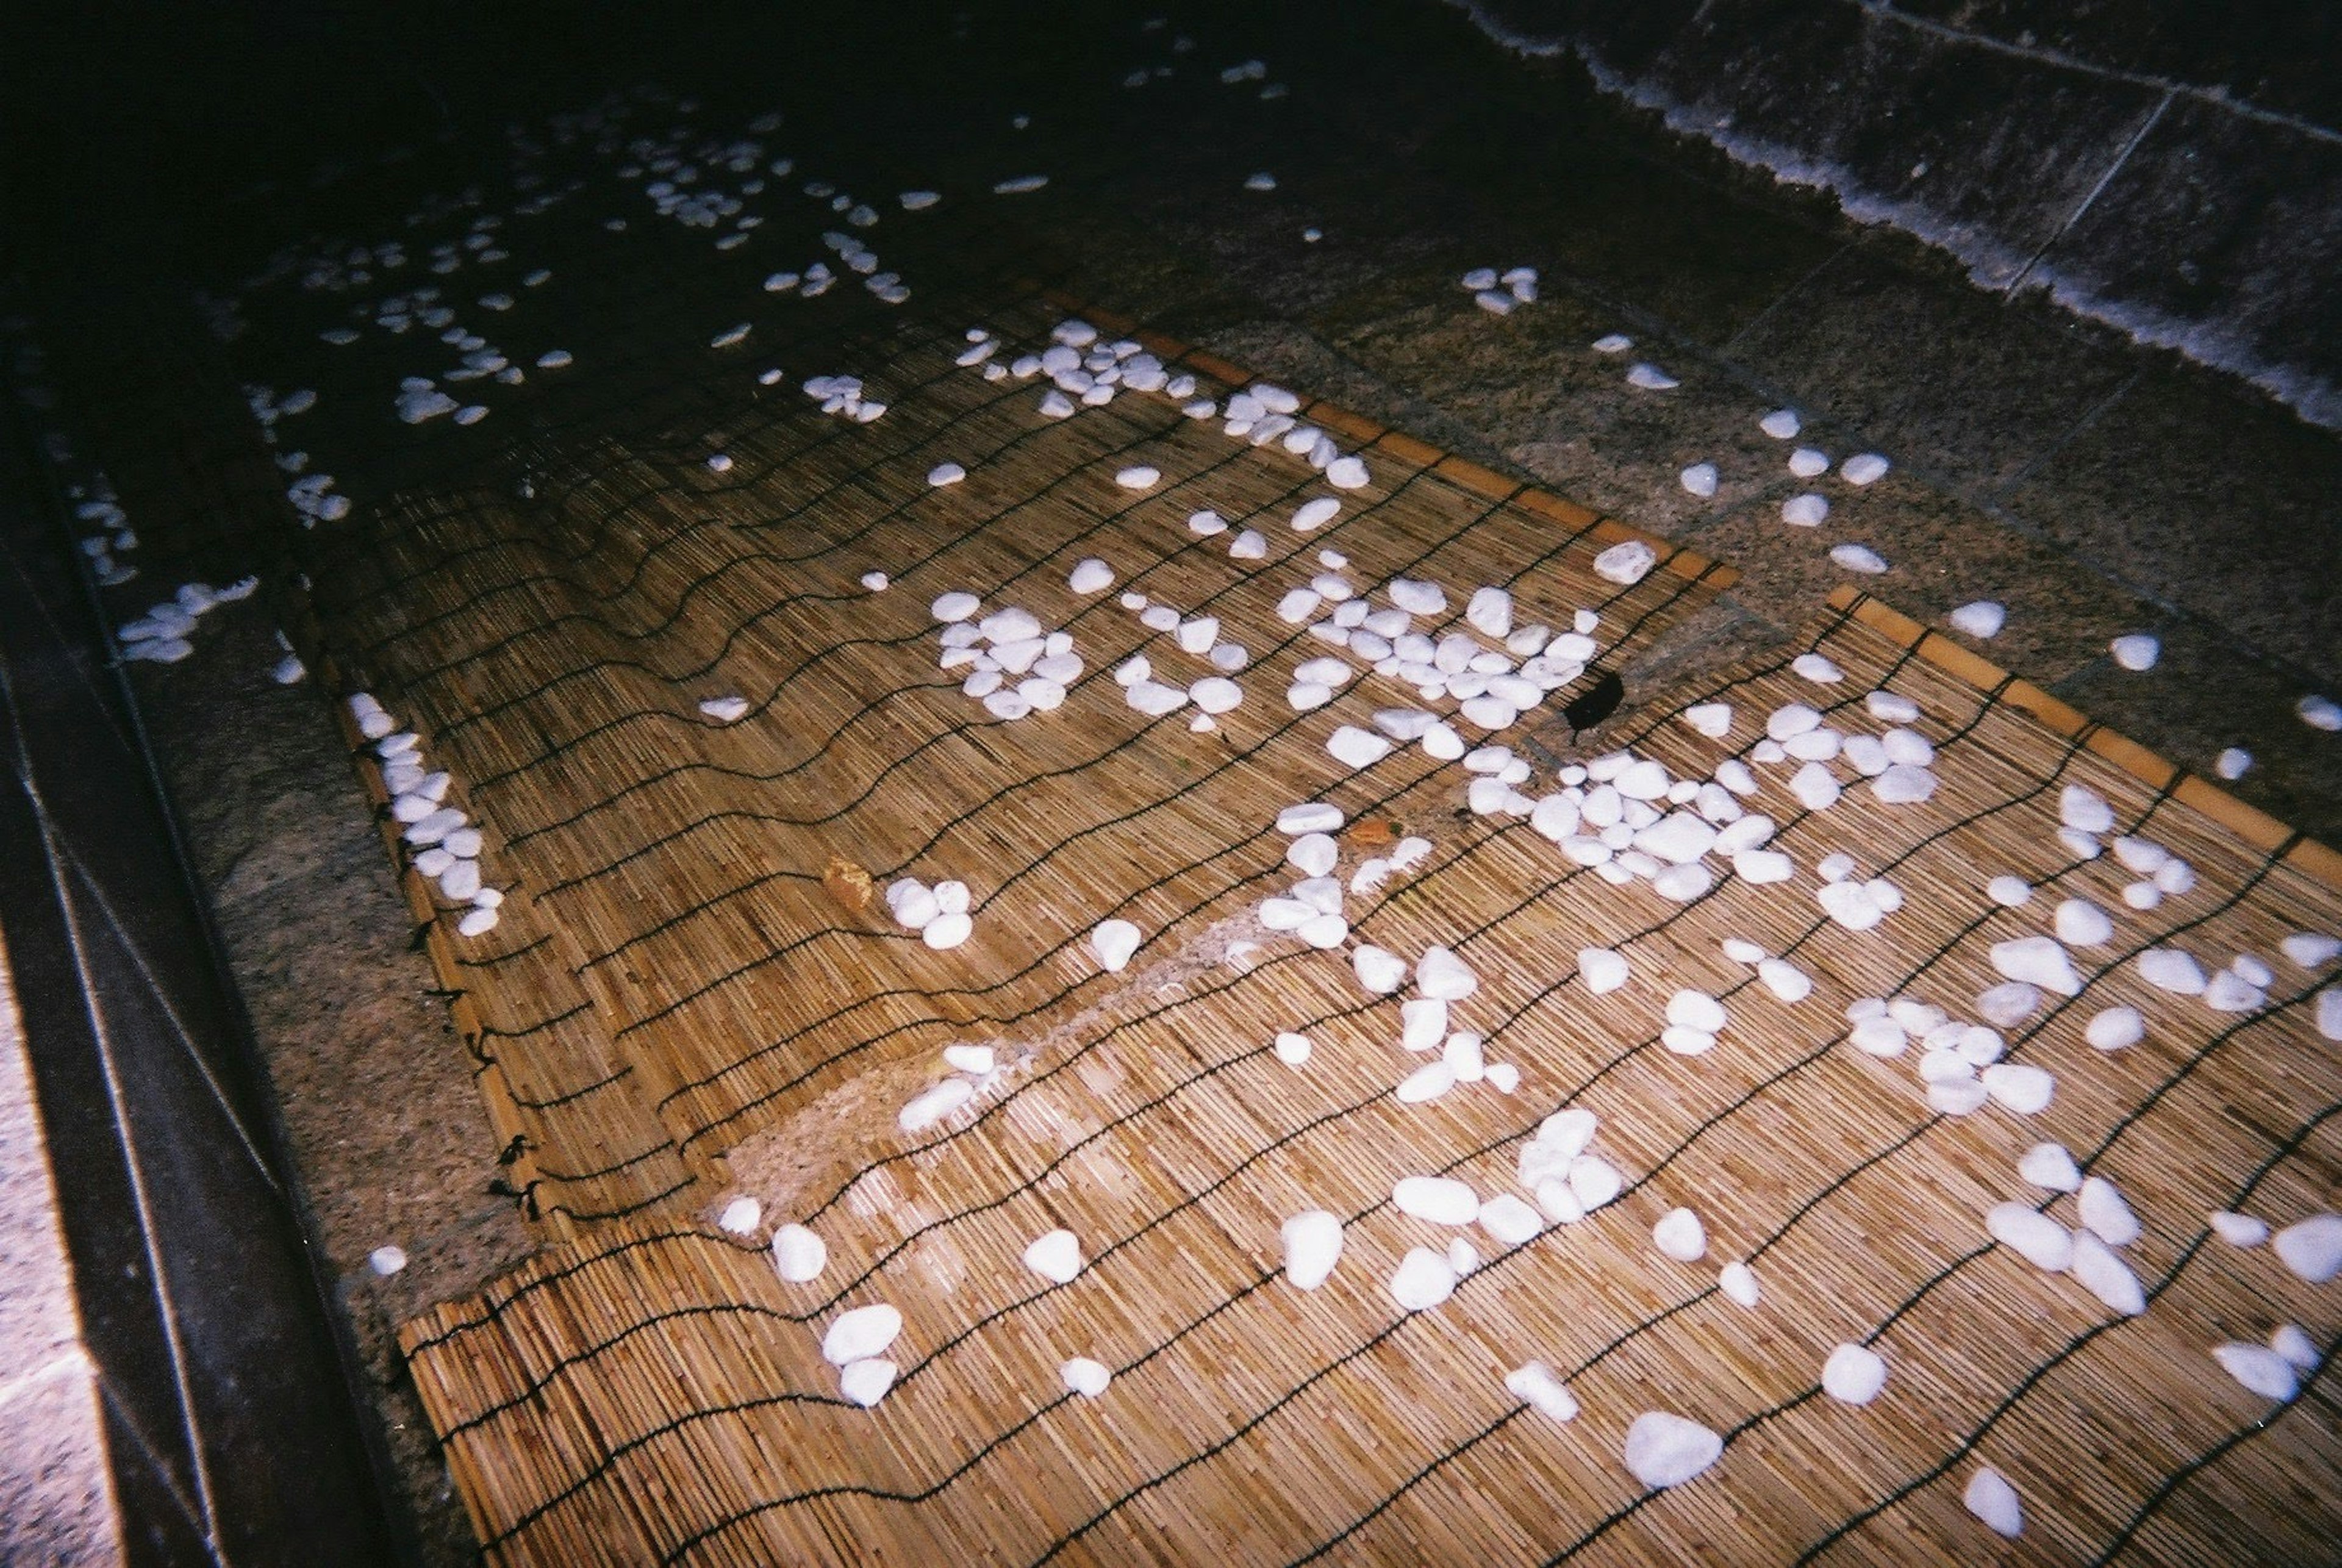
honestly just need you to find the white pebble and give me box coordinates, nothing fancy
[2085,1006,2144,1051]
[2071,1231,2145,1315]
[2018,1143,2080,1192]
[1964,1467,2024,1538]
[1067,557,1114,594]
[1625,363,1678,391]
[1282,1210,1344,1289]
[928,462,967,487]
[1987,875,2033,906]
[1114,464,1161,490]
[1090,918,1141,973]
[2299,695,2342,731]
[1504,1361,1579,1424]
[1830,543,1889,575]
[1986,1202,2071,1272]
[2110,633,2161,671]
[897,1079,973,1131]
[368,1245,407,1276]
[1023,1228,1083,1284]
[2213,1342,2299,1400]
[1061,1357,1112,1397]
[1593,540,1656,585]
[718,1197,762,1234]
[2070,1178,2138,1250]
[1759,409,1800,439]
[1387,1245,1457,1311]
[1354,945,1408,994]
[2215,747,2253,779]
[839,1358,897,1406]
[1719,1261,1760,1307]
[1788,447,1829,478]
[1578,947,1630,993]
[1950,601,2005,639]
[2272,1214,2342,1283]
[2210,1211,2269,1247]
[1652,1208,1706,1262]
[1394,1176,1481,1226]
[772,1223,828,1282]
[1679,463,1718,498]
[822,1304,903,1366]
[1622,1411,1722,1489]
[1822,1343,1888,1405]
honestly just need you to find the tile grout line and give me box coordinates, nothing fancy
[1992,368,2143,497]
[2006,88,2175,298]
[54,840,289,1199]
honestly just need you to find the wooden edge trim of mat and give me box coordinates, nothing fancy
[1036,290,1737,592]
[1829,585,2342,892]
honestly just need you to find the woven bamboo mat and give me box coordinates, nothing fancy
[398,577,2342,1566]
[296,290,1731,1233]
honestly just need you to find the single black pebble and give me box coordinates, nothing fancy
[1565,669,1625,735]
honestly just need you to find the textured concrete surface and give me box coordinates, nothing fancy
[1449,0,2342,427]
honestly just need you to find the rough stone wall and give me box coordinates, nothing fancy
[1449,0,2342,428]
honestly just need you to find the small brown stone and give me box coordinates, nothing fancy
[822,855,874,911]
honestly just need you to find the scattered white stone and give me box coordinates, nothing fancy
[1355,945,1408,994]
[1950,601,2005,639]
[1622,1411,1722,1489]
[1592,334,1632,354]
[1325,456,1371,490]
[1759,409,1800,439]
[1067,557,1114,595]
[1653,1208,1707,1262]
[1788,446,1830,478]
[2213,1342,2299,1400]
[1023,1229,1083,1284]
[1987,1202,2072,1271]
[2299,695,2342,731]
[2018,1143,2081,1192]
[2110,633,2161,671]
[1592,539,1656,585]
[1090,919,1141,973]
[2077,1176,2141,1247]
[2210,1211,2269,1247]
[2285,931,2341,968]
[1388,1245,1458,1311]
[1964,1467,2024,1538]
[1282,1210,1344,1289]
[1626,363,1678,391]
[1822,1343,1888,1405]
[839,1358,897,1406]
[2069,1231,2145,1316]
[1680,463,1718,498]
[1782,493,1828,527]
[1578,947,1630,993]
[1841,452,1890,486]
[1325,725,1392,770]
[2138,948,2207,994]
[898,1079,973,1131]
[772,1224,828,1282]
[1991,937,2082,996]
[2272,1323,2320,1370]
[1060,1356,1112,1397]
[368,1245,407,1276]
[718,1197,762,1236]
[1505,1361,1580,1424]
[1718,1261,1760,1307]
[1831,543,1889,575]
[2272,1214,2342,1283]
[823,1304,903,1366]
[1982,1063,2054,1114]
[1395,1176,1481,1226]
[1478,1194,1543,1246]
[1416,946,1478,1001]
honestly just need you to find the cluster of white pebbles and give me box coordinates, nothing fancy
[347,692,504,937]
